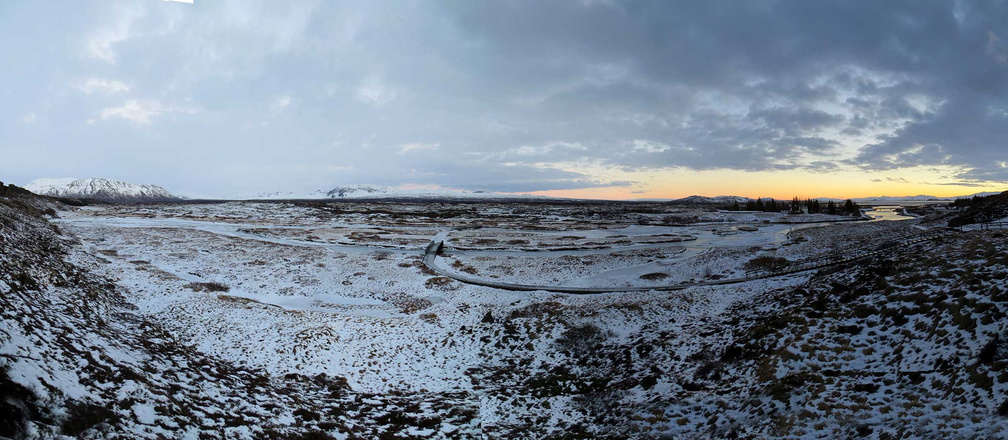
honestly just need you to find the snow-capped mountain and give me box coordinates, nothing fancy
[25,178,180,202]
[232,184,543,200]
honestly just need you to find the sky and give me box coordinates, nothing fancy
[2,0,1007,200]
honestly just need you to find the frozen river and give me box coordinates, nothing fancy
[865,206,915,221]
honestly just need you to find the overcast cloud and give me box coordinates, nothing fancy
[2,0,1007,196]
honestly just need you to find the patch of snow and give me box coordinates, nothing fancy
[133,403,158,425]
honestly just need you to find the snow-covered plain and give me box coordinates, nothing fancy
[5,198,1007,438]
[63,203,817,393]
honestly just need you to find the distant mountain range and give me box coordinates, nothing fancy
[23,177,1005,204]
[25,178,180,202]
[665,195,751,204]
[849,192,1003,203]
[234,189,1002,204]
[231,184,544,200]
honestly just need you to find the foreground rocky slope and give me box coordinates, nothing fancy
[0,188,477,439]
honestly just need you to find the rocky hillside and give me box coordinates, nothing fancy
[24,178,180,202]
[949,190,1008,226]
[472,231,1008,438]
[0,185,477,439]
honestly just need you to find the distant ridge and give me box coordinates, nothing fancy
[853,195,958,203]
[651,192,1006,204]
[25,177,180,202]
[670,195,750,204]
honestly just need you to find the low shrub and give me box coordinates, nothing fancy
[743,256,789,273]
[185,281,230,293]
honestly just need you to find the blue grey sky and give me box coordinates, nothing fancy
[2,1,1007,198]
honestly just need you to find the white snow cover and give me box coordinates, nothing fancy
[21,177,79,192]
[25,177,178,201]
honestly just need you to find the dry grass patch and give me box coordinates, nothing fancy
[450,259,479,275]
[640,272,670,281]
[217,294,257,306]
[424,277,459,291]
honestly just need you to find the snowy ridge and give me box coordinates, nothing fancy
[25,178,179,202]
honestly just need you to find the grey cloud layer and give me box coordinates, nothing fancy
[2,0,1006,195]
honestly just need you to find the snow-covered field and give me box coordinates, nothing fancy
[5,198,1006,439]
[63,203,823,393]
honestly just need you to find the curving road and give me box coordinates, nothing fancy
[421,228,956,294]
